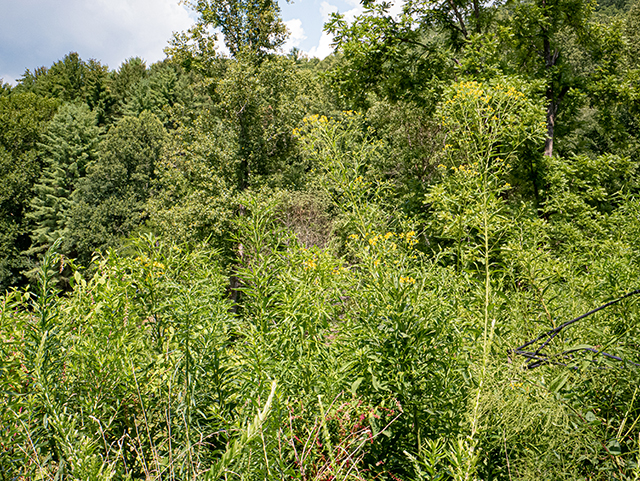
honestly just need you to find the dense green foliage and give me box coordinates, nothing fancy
[2,0,640,479]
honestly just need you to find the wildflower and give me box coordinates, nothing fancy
[399,276,416,285]
[303,258,317,270]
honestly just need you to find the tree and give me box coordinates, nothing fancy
[0,79,10,97]
[626,0,640,67]
[124,61,196,128]
[148,54,331,248]
[16,53,115,125]
[67,111,166,261]
[0,93,58,289]
[328,0,615,159]
[27,103,102,258]
[107,57,148,117]
[507,0,596,157]
[215,55,318,191]
[181,0,287,58]
[325,0,501,109]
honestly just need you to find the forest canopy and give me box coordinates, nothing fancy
[1,0,640,479]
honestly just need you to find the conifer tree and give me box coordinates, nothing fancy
[27,103,101,257]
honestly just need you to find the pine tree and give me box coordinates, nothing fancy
[27,102,102,257]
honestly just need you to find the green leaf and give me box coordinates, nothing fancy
[350,376,364,395]
[548,371,571,393]
[606,439,622,456]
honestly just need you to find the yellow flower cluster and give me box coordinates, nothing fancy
[445,81,527,112]
[303,114,329,125]
[509,380,529,392]
[451,163,479,176]
[134,256,165,270]
[451,81,485,101]
[303,257,317,270]
[349,231,418,248]
[134,255,165,278]
[399,276,416,285]
[398,231,418,246]
[503,86,526,100]
[367,233,397,249]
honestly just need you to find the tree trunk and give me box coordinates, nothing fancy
[544,97,557,157]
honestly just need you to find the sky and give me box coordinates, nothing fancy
[0,0,366,86]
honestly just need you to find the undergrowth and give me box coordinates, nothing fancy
[1,81,639,480]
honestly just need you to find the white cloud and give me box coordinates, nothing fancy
[0,0,196,78]
[320,1,340,19]
[307,1,364,59]
[307,32,335,60]
[1,74,17,86]
[388,0,405,18]
[281,19,307,53]
[343,5,366,22]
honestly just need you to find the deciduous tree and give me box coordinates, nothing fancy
[68,111,166,260]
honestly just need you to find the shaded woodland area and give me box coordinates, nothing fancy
[2,0,640,478]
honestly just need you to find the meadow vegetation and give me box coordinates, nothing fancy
[2,0,640,478]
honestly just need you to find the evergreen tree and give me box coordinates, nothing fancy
[27,103,101,258]
[16,53,115,125]
[108,57,149,119]
[0,92,58,289]
[627,0,640,67]
[124,61,195,127]
[0,79,10,97]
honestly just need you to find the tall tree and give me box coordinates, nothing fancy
[215,55,318,190]
[0,80,10,97]
[325,0,499,109]
[0,93,58,289]
[124,61,196,128]
[108,57,149,117]
[16,53,115,124]
[508,0,595,157]
[182,0,287,58]
[67,111,166,261]
[27,103,102,258]
[626,0,640,67]
[328,0,610,158]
